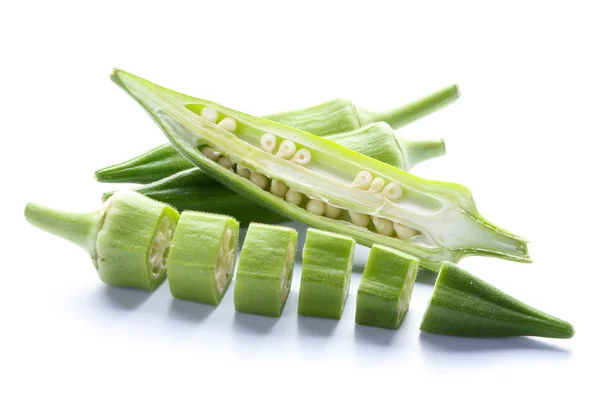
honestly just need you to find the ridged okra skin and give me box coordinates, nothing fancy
[24,191,179,290]
[420,263,575,338]
[234,223,298,317]
[95,85,458,183]
[355,245,419,329]
[168,211,239,305]
[110,69,529,271]
[298,229,356,319]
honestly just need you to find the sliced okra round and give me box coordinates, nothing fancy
[355,245,419,329]
[233,223,298,317]
[167,211,240,305]
[24,191,179,290]
[298,229,356,319]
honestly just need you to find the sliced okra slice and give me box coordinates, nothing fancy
[167,211,239,305]
[355,245,419,329]
[24,191,179,290]
[110,69,530,271]
[419,263,575,338]
[298,229,356,319]
[233,223,298,317]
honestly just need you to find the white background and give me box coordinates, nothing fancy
[2,1,598,399]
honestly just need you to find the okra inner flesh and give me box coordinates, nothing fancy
[150,216,176,277]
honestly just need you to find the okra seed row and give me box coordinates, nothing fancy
[276,140,296,158]
[260,133,277,153]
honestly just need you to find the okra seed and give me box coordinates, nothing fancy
[200,107,219,123]
[291,149,311,165]
[280,242,295,303]
[368,177,386,193]
[276,140,296,159]
[201,146,221,161]
[349,211,370,227]
[217,117,237,133]
[270,179,289,198]
[235,164,251,179]
[382,183,403,200]
[324,204,342,219]
[373,217,394,236]
[217,156,234,169]
[393,223,417,240]
[352,170,373,189]
[249,172,269,189]
[306,199,325,216]
[260,133,277,153]
[285,189,303,206]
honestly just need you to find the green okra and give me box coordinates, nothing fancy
[298,229,356,319]
[101,123,444,225]
[419,263,575,338]
[168,211,239,305]
[24,191,179,290]
[355,245,419,329]
[233,223,298,317]
[110,69,530,271]
[95,85,459,183]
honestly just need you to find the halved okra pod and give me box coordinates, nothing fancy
[419,263,575,338]
[110,69,529,271]
[355,245,419,329]
[298,229,356,319]
[95,85,458,183]
[233,223,298,317]
[24,191,179,290]
[167,211,239,305]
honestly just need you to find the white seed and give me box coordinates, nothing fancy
[373,217,394,236]
[218,117,237,133]
[285,189,303,205]
[249,172,269,189]
[382,182,403,200]
[200,107,219,123]
[394,223,417,240]
[201,146,220,161]
[276,140,296,159]
[260,133,277,153]
[217,156,234,169]
[368,177,386,193]
[235,164,251,179]
[324,204,342,219]
[222,229,233,251]
[306,199,325,216]
[352,170,373,189]
[270,179,289,197]
[348,211,370,227]
[291,149,311,165]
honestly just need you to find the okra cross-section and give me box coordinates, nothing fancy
[111,69,530,271]
[167,211,240,305]
[419,263,575,338]
[24,191,179,290]
[233,223,298,317]
[355,245,419,329]
[298,229,356,319]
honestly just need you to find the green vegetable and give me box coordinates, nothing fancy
[233,223,298,317]
[298,228,356,319]
[355,245,418,329]
[109,69,529,271]
[167,211,239,305]
[24,191,179,290]
[101,123,445,225]
[420,263,575,338]
[95,86,459,183]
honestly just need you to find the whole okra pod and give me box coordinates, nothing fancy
[110,69,529,271]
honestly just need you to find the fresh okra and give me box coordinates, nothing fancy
[355,245,419,329]
[101,123,445,225]
[24,191,179,290]
[233,223,298,317]
[110,69,530,271]
[419,263,575,338]
[167,211,239,305]
[95,85,459,183]
[298,229,356,319]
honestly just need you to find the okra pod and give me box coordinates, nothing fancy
[110,69,529,271]
[95,85,458,183]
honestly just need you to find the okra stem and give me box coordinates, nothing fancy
[396,137,446,171]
